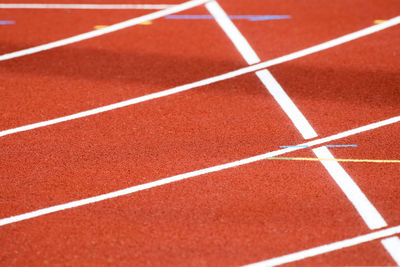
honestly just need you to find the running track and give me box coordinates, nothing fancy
[1,0,399,265]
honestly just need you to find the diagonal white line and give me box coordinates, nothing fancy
[381,236,400,265]
[206,0,388,229]
[255,69,318,139]
[206,1,394,263]
[0,3,175,9]
[312,146,386,229]
[1,16,398,138]
[0,0,210,61]
[0,115,399,227]
[206,1,318,139]
[243,227,400,267]
[205,1,260,64]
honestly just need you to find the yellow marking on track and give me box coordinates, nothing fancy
[94,25,108,30]
[140,20,152,25]
[267,157,400,163]
[374,20,387,24]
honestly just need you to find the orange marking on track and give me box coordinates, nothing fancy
[94,25,108,30]
[374,20,387,24]
[139,21,152,25]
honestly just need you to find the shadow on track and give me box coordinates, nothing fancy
[0,42,245,90]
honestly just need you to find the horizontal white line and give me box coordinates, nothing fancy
[243,226,400,266]
[1,16,398,138]
[0,115,398,227]
[205,1,260,65]
[381,236,400,265]
[312,146,387,229]
[255,69,318,139]
[0,3,175,9]
[0,0,210,61]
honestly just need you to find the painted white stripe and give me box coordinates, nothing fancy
[381,236,400,265]
[1,17,399,138]
[205,1,316,139]
[0,3,175,9]
[207,2,394,260]
[312,146,387,229]
[0,0,210,61]
[0,116,398,227]
[256,69,318,139]
[0,81,213,137]
[253,16,400,69]
[206,0,387,236]
[243,227,400,267]
[205,1,260,65]
[0,14,398,63]
[304,116,400,148]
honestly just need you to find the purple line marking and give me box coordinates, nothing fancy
[325,145,358,147]
[165,15,291,21]
[0,20,15,25]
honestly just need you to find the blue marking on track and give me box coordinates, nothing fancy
[165,15,291,21]
[280,145,310,148]
[0,20,15,25]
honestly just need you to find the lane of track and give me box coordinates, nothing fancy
[1,115,399,227]
[1,16,398,135]
[0,73,308,218]
[1,155,395,266]
[0,4,246,130]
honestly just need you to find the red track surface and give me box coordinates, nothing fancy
[1,0,399,266]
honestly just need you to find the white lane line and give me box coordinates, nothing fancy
[243,226,400,267]
[207,1,394,261]
[1,17,399,138]
[255,69,318,139]
[0,116,398,227]
[0,0,210,61]
[255,15,400,68]
[205,1,317,139]
[381,236,400,265]
[0,13,397,62]
[0,3,175,9]
[206,0,387,232]
[312,146,387,229]
[205,1,260,65]
[0,81,209,137]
